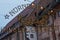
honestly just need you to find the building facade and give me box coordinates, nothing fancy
[0,0,60,40]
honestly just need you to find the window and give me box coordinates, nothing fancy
[58,33,60,40]
[30,34,34,38]
[58,11,60,17]
[56,0,60,3]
